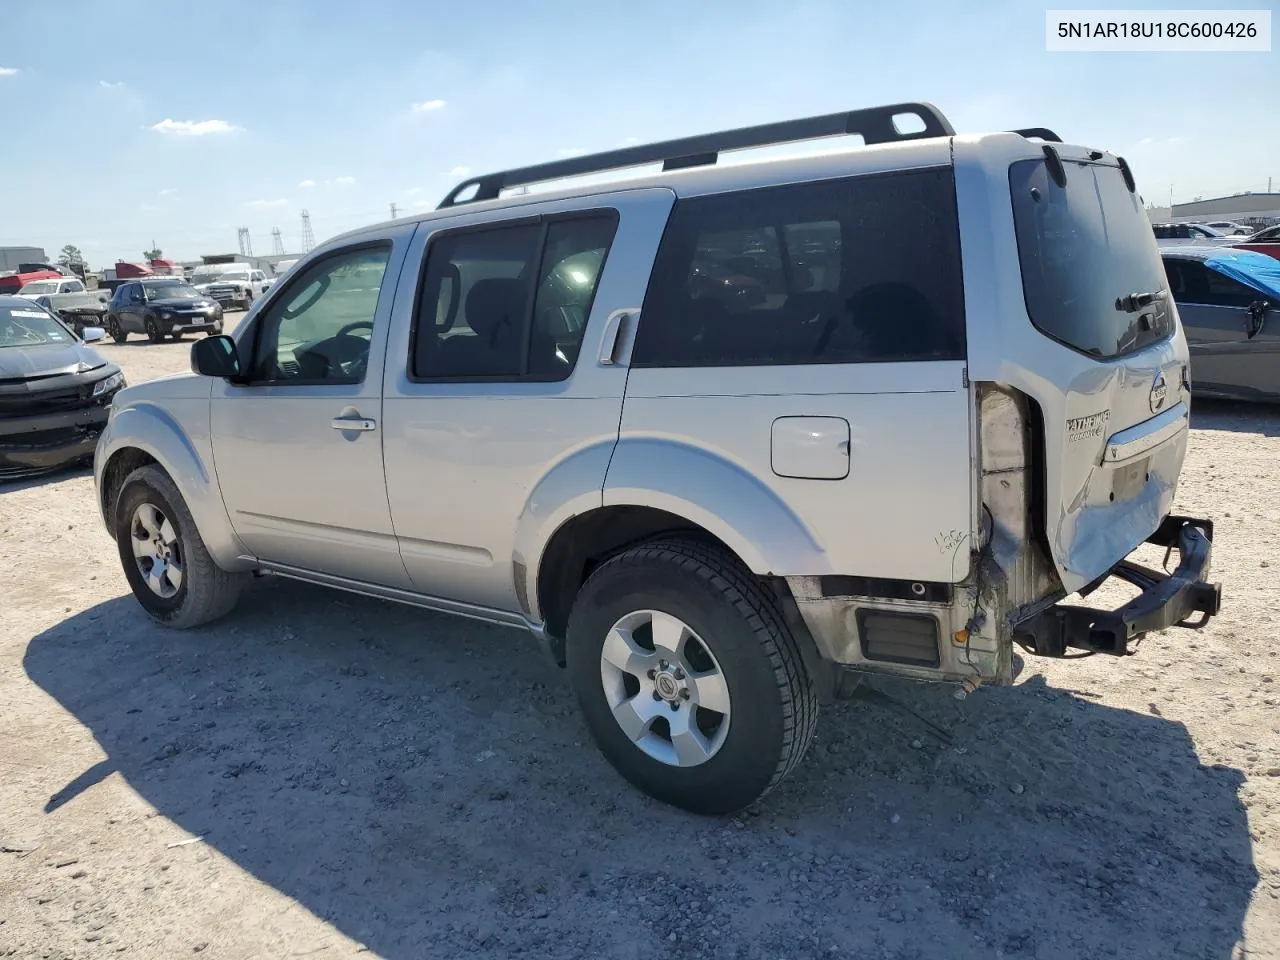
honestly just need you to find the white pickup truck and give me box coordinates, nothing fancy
[190,264,267,310]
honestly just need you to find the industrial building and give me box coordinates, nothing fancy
[0,245,48,272]
[1169,192,1280,227]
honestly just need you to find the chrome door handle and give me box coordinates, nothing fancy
[330,416,376,432]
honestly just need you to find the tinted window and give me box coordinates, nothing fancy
[412,214,618,380]
[1010,159,1173,359]
[1166,258,1259,309]
[632,168,965,367]
[63,280,85,293]
[250,245,391,384]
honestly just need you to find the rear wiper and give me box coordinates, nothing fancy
[1115,290,1168,312]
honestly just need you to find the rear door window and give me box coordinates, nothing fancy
[411,212,619,381]
[632,168,966,367]
[1010,159,1174,359]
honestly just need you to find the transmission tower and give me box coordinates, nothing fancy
[271,227,284,255]
[389,202,398,220]
[237,227,253,257]
[300,210,315,253]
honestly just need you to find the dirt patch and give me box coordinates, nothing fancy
[1,324,1276,958]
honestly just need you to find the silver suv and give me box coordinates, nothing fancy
[94,103,1222,814]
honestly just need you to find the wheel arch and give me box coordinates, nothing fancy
[95,405,250,570]
[531,504,836,698]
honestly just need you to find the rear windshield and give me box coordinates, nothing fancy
[1010,158,1173,359]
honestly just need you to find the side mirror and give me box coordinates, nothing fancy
[191,335,242,379]
[81,326,106,343]
[1247,301,1270,340]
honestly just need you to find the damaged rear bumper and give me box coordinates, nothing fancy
[1013,515,1222,657]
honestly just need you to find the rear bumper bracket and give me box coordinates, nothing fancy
[1013,515,1221,657]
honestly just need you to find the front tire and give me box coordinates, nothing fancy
[114,465,247,628]
[145,318,163,343]
[106,315,126,343]
[566,538,818,815]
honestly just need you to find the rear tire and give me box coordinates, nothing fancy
[566,537,818,815]
[114,465,247,628]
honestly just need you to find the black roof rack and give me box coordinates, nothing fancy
[1011,127,1062,143]
[438,102,956,208]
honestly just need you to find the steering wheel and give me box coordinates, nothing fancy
[336,320,374,338]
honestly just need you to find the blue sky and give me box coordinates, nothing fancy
[1,0,1274,266]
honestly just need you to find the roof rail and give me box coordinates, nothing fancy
[1011,127,1063,143]
[438,102,956,208]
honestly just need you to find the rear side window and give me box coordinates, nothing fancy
[411,212,618,381]
[1165,258,1261,309]
[1011,158,1174,359]
[632,168,966,368]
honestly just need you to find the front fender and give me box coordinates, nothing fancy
[94,398,251,571]
[603,438,831,577]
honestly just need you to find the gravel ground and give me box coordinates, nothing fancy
[1,318,1277,959]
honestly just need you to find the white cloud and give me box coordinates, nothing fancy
[158,188,178,196]
[99,80,126,90]
[298,179,316,188]
[246,198,289,208]
[619,136,640,146]
[411,98,446,113]
[447,165,470,176]
[151,118,241,136]
[557,147,586,158]
[0,67,17,78]
[406,187,424,196]
[411,198,437,208]
[326,176,356,186]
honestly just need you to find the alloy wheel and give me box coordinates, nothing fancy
[599,609,732,767]
[130,503,184,598]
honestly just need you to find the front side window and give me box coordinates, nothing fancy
[249,245,391,384]
[632,168,965,367]
[412,213,618,380]
[1010,158,1173,359]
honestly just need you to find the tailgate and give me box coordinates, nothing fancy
[1007,151,1192,593]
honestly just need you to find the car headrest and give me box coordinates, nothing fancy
[465,278,526,340]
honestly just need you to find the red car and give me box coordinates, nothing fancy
[1230,224,1280,261]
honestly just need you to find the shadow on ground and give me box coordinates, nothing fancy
[25,581,1257,959]
[1190,398,1280,437]
[0,461,92,493]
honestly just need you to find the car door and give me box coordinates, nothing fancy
[209,228,416,587]
[1166,256,1278,398]
[380,189,672,611]
[118,283,144,331]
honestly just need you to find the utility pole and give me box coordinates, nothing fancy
[389,202,398,220]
